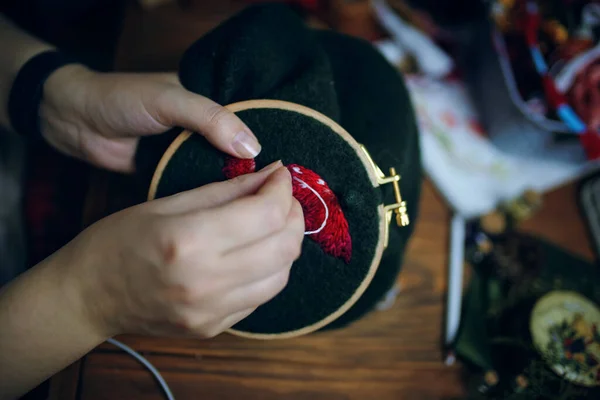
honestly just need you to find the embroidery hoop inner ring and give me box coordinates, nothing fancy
[147,99,387,340]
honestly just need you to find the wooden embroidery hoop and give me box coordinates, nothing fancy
[147,99,387,339]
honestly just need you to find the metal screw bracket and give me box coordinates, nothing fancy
[360,145,410,249]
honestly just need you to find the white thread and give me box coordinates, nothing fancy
[106,338,175,400]
[103,180,329,400]
[104,179,328,400]
[104,178,328,400]
[293,176,329,235]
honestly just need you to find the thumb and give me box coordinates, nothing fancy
[156,87,261,159]
[151,160,283,214]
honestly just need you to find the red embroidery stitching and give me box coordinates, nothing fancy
[223,157,255,178]
[223,158,352,263]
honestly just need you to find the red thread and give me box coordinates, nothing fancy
[223,157,255,178]
[580,130,600,160]
[288,164,352,263]
[541,75,565,109]
[524,12,540,46]
[223,158,352,263]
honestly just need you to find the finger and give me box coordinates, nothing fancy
[205,166,295,251]
[151,160,282,214]
[155,88,261,159]
[85,136,139,174]
[153,166,294,265]
[157,200,302,304]
[216,268,291,315]
[186,307,256,339]
[218,200,304,284]
[214,307,256,334]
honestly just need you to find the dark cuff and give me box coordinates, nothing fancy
[8,50,79,140]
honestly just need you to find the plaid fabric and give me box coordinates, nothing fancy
[0,132,27,287]
[24,143,89,267]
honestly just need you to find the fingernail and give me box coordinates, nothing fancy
[261,160,283,173]
[232,130,261,158]
[275,165,292,184]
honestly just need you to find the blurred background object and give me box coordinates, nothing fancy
[371,0,600,219]
[368,2,600,398]
[7,0,598,399]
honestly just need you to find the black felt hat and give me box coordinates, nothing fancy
[135,4,422,339]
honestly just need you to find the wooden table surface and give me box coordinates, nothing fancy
[49,176,594,400]
[48,2,596,399]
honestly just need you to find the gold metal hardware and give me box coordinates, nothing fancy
[359,145,410,249]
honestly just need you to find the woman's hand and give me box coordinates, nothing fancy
[0,162,304,398]
[60,161,303,338]
[39,64,261,172]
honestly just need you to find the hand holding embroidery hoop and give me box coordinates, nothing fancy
[148,99,393,339]
[134,4,422,339]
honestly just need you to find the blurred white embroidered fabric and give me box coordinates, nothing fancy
[371,0,599,217]
[404,75,596,218]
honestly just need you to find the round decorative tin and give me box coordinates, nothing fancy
[530,290,600,387]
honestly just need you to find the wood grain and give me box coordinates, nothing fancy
[76,178,467,400]
[519,181,594,260]
[52,173,592,400]
[65,174,595,400]
[48,2,595,399]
